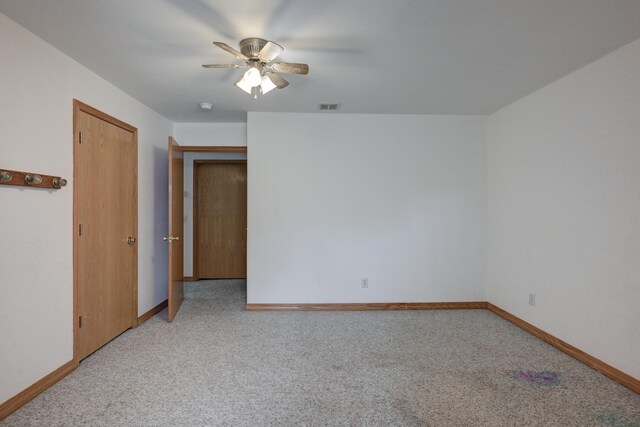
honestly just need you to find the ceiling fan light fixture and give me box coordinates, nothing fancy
[260,75,277,94]
[206,38,309,98]
[235,75,253,94]
[244,66,262,87]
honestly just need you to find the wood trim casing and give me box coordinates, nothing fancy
[73,100,136,133]
[192,159,248,280]
[72,100,80,366]
[73,99,139,365]
[136,300,168,326]
[183,276,198,282]
[245,302,488,311]
[486,303,640,394]
[192,159,199,279]
[180,146,247,153]
[0,360,76,420]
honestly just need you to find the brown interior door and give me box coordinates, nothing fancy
[76,106,137,361]
[195,161,247,279]
[167,137,184,322]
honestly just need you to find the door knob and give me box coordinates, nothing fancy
[163,236,179,243]
[127,236,136,245]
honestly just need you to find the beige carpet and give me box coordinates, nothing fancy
[3,280,639,426]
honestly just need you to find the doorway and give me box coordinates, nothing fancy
[73,100,138,361]
[166,145,247,321]
[194,160,247,279]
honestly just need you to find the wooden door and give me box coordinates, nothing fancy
[75,102,137,361]
[167,137,184,321]
[195,161,247,279]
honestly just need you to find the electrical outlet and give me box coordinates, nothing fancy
[529,293,536,306]
[361,278,369,289]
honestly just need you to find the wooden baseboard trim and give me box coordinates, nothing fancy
[245,301,488,311]
[486,303,640,394]
[183,276,198,282]
[0,359,77,420]
[136,299,168,326]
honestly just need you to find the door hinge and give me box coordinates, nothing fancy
[79,224,83,236]
[79,131,83,144]
[79,315,83,328]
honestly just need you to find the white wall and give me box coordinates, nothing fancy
[0,13,172,403]
[248,113,486,304]
[183,151,247,277]
[173,123,246,147]
[487,39,640,379]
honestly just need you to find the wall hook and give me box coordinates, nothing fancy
[0,171,12,182]
[25,174,43,185]
[0,168,67,190]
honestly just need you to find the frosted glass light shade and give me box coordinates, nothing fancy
[260,75,277,94]
[244,67,262,87]
[235,76,253,94]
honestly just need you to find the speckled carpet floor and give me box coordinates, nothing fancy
[3,280,640,426]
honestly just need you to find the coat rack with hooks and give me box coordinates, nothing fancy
[0,168,67,190]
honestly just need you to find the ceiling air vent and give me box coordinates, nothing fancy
[318,103,341,111]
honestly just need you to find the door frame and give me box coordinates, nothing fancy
[193,159,248,280]
[72,100,138,364]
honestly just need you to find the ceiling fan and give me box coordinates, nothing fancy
[202,38,309,98]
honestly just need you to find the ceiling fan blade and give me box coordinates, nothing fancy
[258,41,284,62]
[213,42,248,61]
[202,64,243,69]
[265,72,289,89]
[271,62,309,75]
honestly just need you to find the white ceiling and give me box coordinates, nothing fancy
[2,0,640,123]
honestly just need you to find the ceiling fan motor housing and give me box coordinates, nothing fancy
[240,38,268,59]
